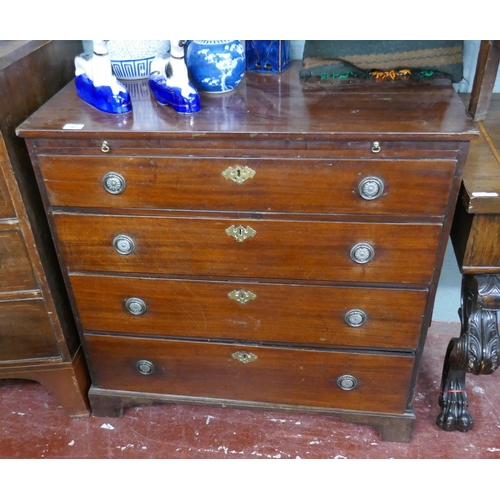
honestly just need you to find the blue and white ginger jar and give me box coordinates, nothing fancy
[107,40,170,80]
[186,40,245,93]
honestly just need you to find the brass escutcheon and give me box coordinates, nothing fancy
[225,225,257,242]
[231,351,258,364]
[228,289,257,305]
[222,165,256,184]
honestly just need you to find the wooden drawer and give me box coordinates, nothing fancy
[0,299,59,361]
[54,213,442,284]
[39,155,456,216]
[71,274,426,350]
[85,333,415,414]
[0,230,37,292]
[33,138,463,159]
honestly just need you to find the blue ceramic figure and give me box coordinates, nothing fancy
[74,40,132,114]
[148,40,201,114]
[245,41,291,73]
[186,40,245,93]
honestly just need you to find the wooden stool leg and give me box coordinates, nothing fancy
[437,274,500,431]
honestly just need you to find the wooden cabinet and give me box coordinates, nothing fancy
[0,41,90,416]
[17,63,477,440]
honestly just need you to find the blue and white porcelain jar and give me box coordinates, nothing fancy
[185,40,246,93]
[107,40,170,80]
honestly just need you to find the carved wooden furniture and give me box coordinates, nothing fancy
[437,94,500,432]
[18,62,476,442]
[0,41,90,415]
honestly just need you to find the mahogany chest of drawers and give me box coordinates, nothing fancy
[17,62,477,441]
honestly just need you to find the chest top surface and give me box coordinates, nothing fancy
[17,61,477,142]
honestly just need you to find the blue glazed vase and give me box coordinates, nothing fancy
[245,40,291,73]
[186,40,246,93]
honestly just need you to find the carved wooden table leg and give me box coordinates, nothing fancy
[437,275,500,431]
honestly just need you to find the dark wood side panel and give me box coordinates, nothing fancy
[461,214,500,273]
[0,41,83,358]
[0,136,16,219]
[85,333,414,414]
[468,41,500,122]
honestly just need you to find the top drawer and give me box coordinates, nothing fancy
[38,155,457,216]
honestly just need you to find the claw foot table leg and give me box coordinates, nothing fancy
[437,275,500,431]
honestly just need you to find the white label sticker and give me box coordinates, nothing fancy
[471,192,499,198]
[63,123,85,130]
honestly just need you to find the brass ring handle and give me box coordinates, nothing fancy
[350,243,375,264]
[101,140,110,153]
[371,141,381,153]
[102,172,126,195]
[358,176,384,200]
[136,359,155,375]
[344,309,367,327]
[113,234,135,255]
[337,374,358,391]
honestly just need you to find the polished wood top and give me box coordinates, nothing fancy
[460,94,500,214]
[17,61,477,142]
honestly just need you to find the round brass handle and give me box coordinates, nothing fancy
[113,234,135,255]
[136,359,155,375]
[371,141,381,153]
[125,297,147,316]
[101,140,110,153]
[345,309,367,327]
[358,176,384,200]
[350,243,375,264]
[102,172,126,195]
[337,375,358,391]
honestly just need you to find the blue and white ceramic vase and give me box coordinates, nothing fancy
[107,40,170,80]
[185,40,245,93]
